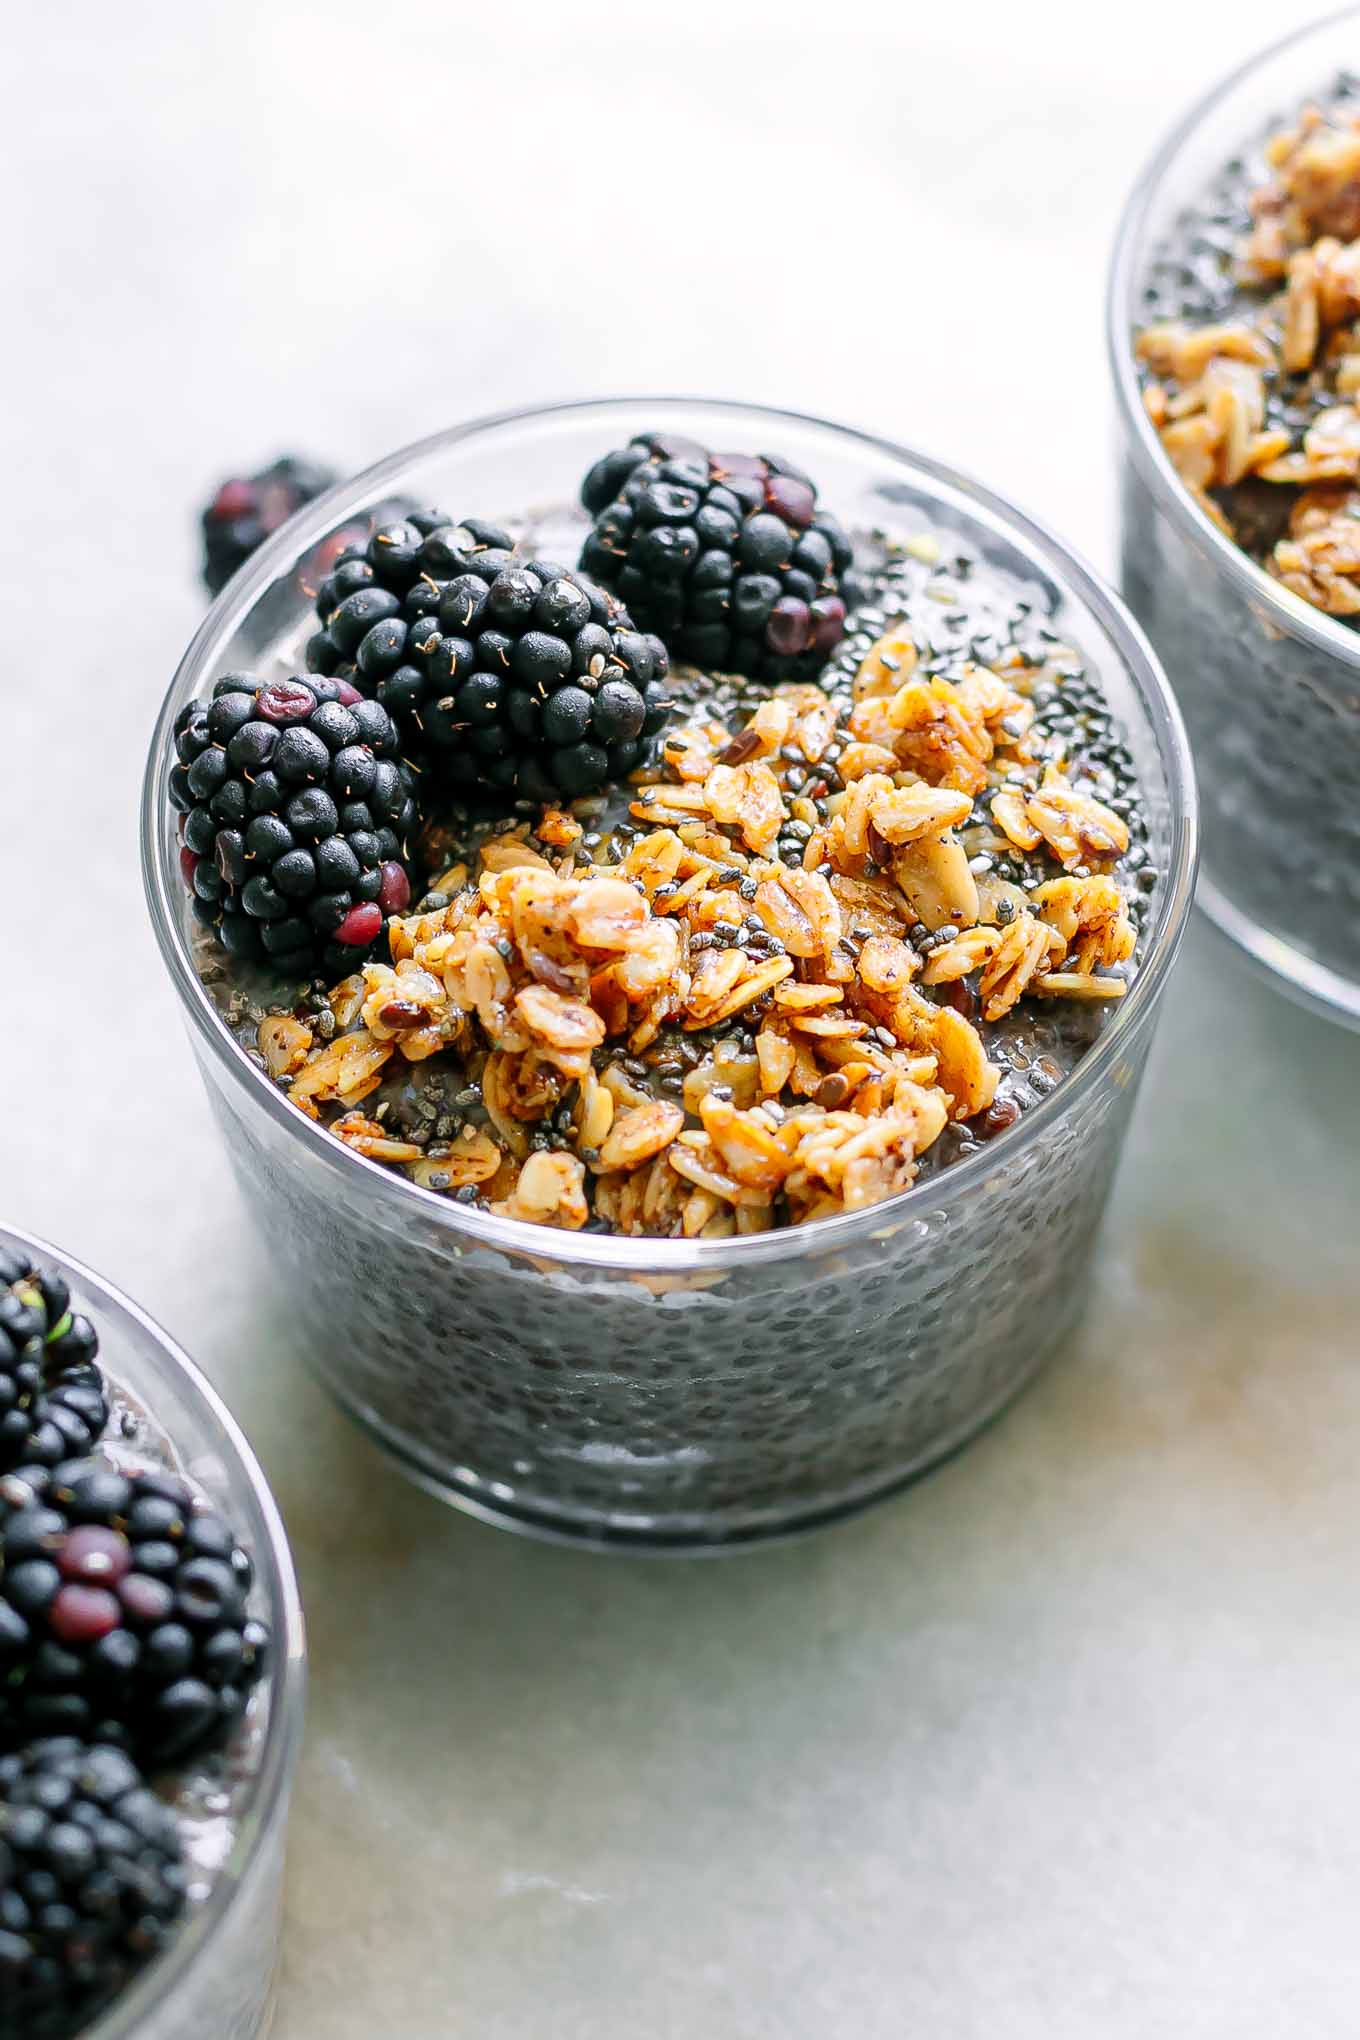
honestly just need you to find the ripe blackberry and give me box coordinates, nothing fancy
[0,1256,107,1478]
[578,433,859,682]
[199,456,337,597]
[167,673,419,976]
[0,1737,185,2040]
[0,1461,268,1767]
[305,514,673,798]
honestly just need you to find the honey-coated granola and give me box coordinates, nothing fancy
[1136,98,1360,613]
[258,603,1139,1237]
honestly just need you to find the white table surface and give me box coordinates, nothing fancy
[6,2,1360,2033]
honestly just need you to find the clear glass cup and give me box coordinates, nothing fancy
[0,1225,306,2040]
[1109,8,1360,1027]
[142,399,1197,1549]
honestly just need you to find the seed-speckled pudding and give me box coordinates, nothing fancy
[177,491,1153,1240]
[146,401,1194,1544]
[0,1228,302,2040]
[1113,17,1360,1023]
[1135,78,1360,600]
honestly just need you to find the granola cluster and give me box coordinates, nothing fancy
[1137,100,1360,613]
[257,608,1138,1238]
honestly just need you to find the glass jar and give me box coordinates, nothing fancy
[1109,9,1360,1025]
[0,1225,307,2040]
[142,399,1197,1548]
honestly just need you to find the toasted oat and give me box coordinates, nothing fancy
[287,1032,393,1113]
[865,780,973,846]
[921,926,1000,985]
[990,784,1043,853]
[1135,320,1273,380]
[930,1005,1000,1121]
[854,625,918,699]
[1031,972,1128,1001]
[514,984,607,1064]
[411,1127,503,1189]
[331,1114,424,1165]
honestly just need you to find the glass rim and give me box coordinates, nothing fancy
[1106,3,1360,669]
[142,395,1199,1273]
[0,1223,307,2039]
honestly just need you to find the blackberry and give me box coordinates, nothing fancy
[0,1256,107,1478]
[199,456,337,597]
[0,1737,185,2040]
[578,432,860,682]
[306,515,672,798]
[0,1461,268,1767]
[167,673,419,976]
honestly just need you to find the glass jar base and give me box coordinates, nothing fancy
[321,1351,1057,1554]
[1197,875,1360,1032]
[149,400,1194,1554]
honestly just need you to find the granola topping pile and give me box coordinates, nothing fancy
[1136,86,1360,614]
[231,536,1151,1238]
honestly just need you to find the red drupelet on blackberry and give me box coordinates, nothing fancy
[0,1737,186,2040]
[0,1255,108,1478]
[577,433,860,683]
[199,456,337,597]
[305,514,673,799]
[0,1462,268,1768]
[167,674,419,977]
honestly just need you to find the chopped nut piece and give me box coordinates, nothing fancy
[854,625,918,699]
[701,760,785,853]
[929,1006,1000,1121]
[866,781,973,845]
[891,834,979,931]
[756,1024,798,1095]
[491,1151,589,1229]
[599,1100,686,1171]
[258,1014,313,1078]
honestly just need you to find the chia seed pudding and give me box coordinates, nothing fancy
[179,500,1152,1240]
[0,1230,296,2038]
[1114,28,1360,1018]
[1135,76,1360,601]
[147,402,1192,1544]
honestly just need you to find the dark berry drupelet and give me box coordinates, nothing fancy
[305,514,673,798]
[0,1255,107,1479]
[0,1461,268,1768]
[578,433,860,683]
[199,456,337,597]
[0,1737,185,2040]
[168,674,419,977]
